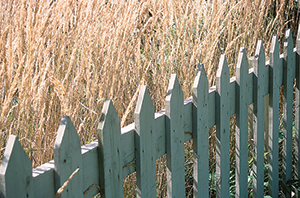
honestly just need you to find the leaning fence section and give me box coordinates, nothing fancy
[1,27,300,198]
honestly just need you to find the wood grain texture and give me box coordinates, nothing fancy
[192,63,209,198]
[216,55,230,198]
[54,115,83,198]
[135,86,156,198]
[165,74,185,198]
[252,40,268,198]
[98,100,123,198]
[282,29,295,184]
[0,135,34,198]
[235,48,249,198]
[1,28,300,198]
[268,35,281,198]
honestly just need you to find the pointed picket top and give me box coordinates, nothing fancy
[193,63,208,98]
[297,25,300,52]
[0,135,34,198]
[284,29,294,58]
[166,74,184,108]
[284,29,295,78]
[268,34,280,198]
[252,40,267,197]
[236,47,249,85]
[254,40,266,75]
[165,74,185,197]
[98,99,123,198]
[135,86,156,198]
[270,34,280,87]
[195,62,202,75]
[54,115,83,198]
[216,55,230,94]
[192,63,210,197]
[215,54,230,198]
[135,85,154,120]
[282,28,294,185]
[235,47,249,197]
[98,99,120,133]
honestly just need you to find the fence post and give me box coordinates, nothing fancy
[54,115,83,198]
[0,135,34,198]
[252,40,268,197]
[268,35,280,197]
[135,85,156,198]
[192,63,209,198]
[282,29,295,185]
[216,55,230,198]
[165,74,185,198]
[235,48,249,198]
[98,100,123,198]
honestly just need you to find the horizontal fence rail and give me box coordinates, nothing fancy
[1,27,300,198]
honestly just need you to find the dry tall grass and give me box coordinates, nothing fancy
[0,0,299,188]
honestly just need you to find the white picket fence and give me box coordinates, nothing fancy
[1,27,300,198]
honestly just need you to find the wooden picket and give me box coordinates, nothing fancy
[282,29,295,185]
[252,40,268,197]
[165,74,185,198]
[216,55,231,198]
[135,86,156,198]
[0,135,33,198]
[98,100,123,197]
[1,28,300,198]
[54,115,83,198]
[192,63,209,198]
[268,34,281,198]
[235,48,249,198]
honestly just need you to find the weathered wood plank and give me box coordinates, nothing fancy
[121,123,136,178]
[252,40,268,197]
[295,25,300,180]
[81,141,99,197]
[32,161,55,198]
[216,55,231,198]
[268,35,281,197]
[54,115,83,198]
[0,135,34,198]
[192,63,209,197]
[97,101,123,198]
[235,48,249,198]
[165,74,185,198]
[282,29,295,185]
[27,96,195,198]
[135,86,156,198]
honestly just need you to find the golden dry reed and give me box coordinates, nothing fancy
[0,0,298,169]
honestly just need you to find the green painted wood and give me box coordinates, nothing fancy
[121,124,136,178]
[81,141,99,197]
[216,55,230,198]
[282,29,295,184]
[98,100,123,198]
[252,40,268,198]
[268,35,281,197]
[235,48,249,198]
[54,115,83,198]
[33,160,55,198]
[296,25,300,180]
[165,74,185,198]
[118,97,197,179]
[0,135,34,198]
[154,112,166,158]
[135,86,156,198]
[192,63,209,198]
